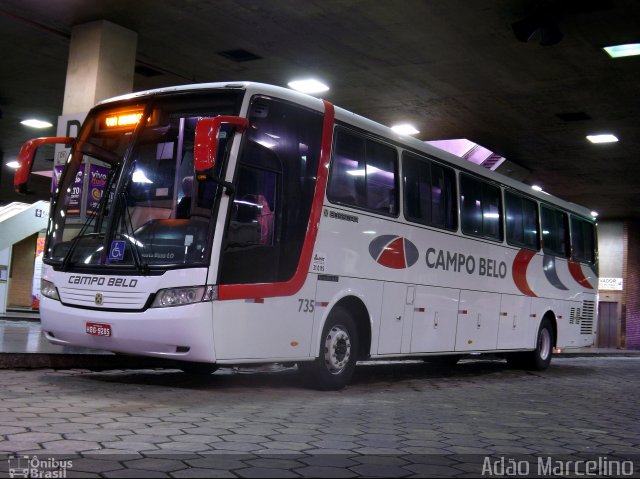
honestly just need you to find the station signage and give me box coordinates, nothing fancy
[599,277,623,291]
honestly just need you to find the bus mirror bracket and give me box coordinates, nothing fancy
[194,116,248,178]
[14,137,74,194]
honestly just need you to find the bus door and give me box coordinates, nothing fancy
[455,290,500,351]
[410,286,459,353]
[377,282,415,354]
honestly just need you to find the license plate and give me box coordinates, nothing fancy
[86,322,112,337]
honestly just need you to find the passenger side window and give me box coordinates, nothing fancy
[571,216,596,264]
[327,129,398,216]
[505,191,539,250]
[460,174,502,241]
[403,152,456,230]
[541,205,569,257]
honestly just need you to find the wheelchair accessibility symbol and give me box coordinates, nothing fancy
[109,240,126,262]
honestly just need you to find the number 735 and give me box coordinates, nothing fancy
[298,299,315,313]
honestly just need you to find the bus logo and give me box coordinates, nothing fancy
[369,235,419,269]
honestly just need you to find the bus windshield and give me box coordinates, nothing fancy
[45,90,243,271]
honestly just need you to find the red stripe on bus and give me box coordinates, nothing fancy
[568,260,594,289]
[219,100,335,300]
[512,249,537,297]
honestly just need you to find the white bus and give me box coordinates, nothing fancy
[16,82,598,390]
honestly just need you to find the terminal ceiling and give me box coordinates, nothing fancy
[1,0,639,219]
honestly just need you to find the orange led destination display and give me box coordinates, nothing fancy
[97,109,152,132]
[105,112,143,127]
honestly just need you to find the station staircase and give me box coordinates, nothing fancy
[0,201,49,252]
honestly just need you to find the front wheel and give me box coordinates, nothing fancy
[299,307,359,390]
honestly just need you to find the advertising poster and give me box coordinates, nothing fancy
[31,236,46,309]
[86,164,110,215]
[67,169,84,217]
[51,165,65,193]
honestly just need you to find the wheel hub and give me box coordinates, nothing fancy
[539,328,551,361]
[324,326,351,375]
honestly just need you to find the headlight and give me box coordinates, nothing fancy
[41,279,60,301]
[151,285,217,308]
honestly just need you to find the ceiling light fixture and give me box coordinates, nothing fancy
[586,134,618,144]
[603,43,640,58]
[20,119,53,129]
[287,79,329,94]
[7,161,20,169]
[391,124,420,135]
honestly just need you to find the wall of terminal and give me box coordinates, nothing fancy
[624,221,640,349]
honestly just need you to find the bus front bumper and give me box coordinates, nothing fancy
[39,298,216,363]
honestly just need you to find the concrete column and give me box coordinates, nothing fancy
[62,20,137,115]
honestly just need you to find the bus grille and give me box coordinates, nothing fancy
[580,300,596,334]
[58,287,150,310]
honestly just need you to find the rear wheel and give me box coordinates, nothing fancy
[508,318,554,371]
[299,307,359,390]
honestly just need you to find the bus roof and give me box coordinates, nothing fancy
[100,81,594,220]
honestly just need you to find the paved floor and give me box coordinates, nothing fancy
[0,357,639,477]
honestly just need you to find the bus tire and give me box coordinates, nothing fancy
[512,318,554,371]
[299,307,358,390]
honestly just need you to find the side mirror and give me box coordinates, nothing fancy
[194,116,248,178]
[14,137,74,194]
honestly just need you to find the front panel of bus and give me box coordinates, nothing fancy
[39,87,327,363]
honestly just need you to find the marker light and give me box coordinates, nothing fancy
[604,43,640,58]
[20,119,53,129]
[287,79,330,94]
[591,211,599,218]
[531,185,543,192]
[391,124,420,135]
[586,134,619,144]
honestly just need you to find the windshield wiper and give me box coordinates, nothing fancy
[60,162,120,271]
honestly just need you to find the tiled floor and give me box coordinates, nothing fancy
[0,318,110,355]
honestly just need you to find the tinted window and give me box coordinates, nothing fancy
[505,191,539,250]
[403,152,456,230]
[327,129,398,216]
[460,174,502,241]
[571,216,596,263]
[541,206,569,257]
[219,97,323,284]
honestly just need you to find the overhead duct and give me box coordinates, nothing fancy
[512,2,563,46]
